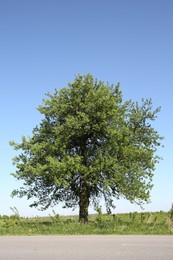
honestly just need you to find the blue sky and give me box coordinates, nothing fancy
[0,0,172,217]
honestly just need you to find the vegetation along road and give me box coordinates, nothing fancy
[0,235,173,260]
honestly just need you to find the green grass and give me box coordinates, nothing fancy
[0,211,172,235]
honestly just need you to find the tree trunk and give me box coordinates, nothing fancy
[79,182,90,223]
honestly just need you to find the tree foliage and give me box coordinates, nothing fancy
[10,74,163,222]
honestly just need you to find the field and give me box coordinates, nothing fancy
[0,210,173,235]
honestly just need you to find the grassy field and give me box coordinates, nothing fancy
[0,210,173,235]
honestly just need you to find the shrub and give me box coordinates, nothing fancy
[169,203,173,220]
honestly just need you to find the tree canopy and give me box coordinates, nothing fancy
[10,74,163,222]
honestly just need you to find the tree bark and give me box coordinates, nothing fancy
[79,182,90,223]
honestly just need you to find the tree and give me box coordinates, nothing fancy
[10,74,163,223]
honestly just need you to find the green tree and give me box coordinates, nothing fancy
[10,74,163,223]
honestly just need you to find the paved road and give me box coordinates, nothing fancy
[0,235,173,259]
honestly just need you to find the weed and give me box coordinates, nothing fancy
[140,213,146,223]
[0,210,172,235]
[169,203,173,220]
[95,207,103,223]
[49,210,60,224]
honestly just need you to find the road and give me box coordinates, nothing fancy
[0,235,173,259]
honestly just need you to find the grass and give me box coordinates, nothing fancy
[0,210,172,235]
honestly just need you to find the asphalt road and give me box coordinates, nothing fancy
[0,235,173,260]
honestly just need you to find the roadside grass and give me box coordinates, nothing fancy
[0,211,172,235]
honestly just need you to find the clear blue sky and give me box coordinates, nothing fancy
[0,0,172,217]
